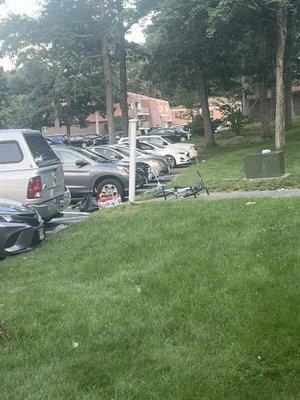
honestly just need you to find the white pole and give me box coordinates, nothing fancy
[128,119,138,203]
[95,111,100,134]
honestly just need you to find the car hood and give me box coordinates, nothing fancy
[0,202,37,217]
[90,162,129,175]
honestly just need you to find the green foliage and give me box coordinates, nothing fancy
[219,101,247,135]
[0,1,109,131]
[0,68,10,128]
[188,114,204,136]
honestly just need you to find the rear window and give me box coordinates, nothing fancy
[0,141,23,163]
[24,133,60,166]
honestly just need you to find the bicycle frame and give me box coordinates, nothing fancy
[154,170,209,200]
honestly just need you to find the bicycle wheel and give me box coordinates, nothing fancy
[154,189,174,198]
[183,186,205,198]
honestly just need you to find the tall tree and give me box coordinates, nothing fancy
[0,1,107,134]
[275,5,287,150]
[209,0,300,148]
[142,0,228,148]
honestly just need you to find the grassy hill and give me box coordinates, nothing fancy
[171,117,300,193]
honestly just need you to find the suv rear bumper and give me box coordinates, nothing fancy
[29,188,71,221]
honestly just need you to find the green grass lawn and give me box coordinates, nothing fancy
[1,199,299,399]
[168,117,300,193]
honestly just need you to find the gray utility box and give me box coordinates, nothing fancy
[244,151,285,179]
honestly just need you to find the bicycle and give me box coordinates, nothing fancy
[154,170,209,200]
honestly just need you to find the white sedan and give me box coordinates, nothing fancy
[119,135,198,160]
[136,141,191,168]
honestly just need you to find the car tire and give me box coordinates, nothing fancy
[166,155,176,168]
[97,178,124,198]
[180,136,186,142]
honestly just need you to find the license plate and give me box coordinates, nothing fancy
[38,227,45,241]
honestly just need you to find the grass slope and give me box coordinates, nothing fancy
[170,118,300,193]
[1,199,299,399]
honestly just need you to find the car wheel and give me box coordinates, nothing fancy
[180,136,186,142]
[97,178,124,198]
[166,155,176,168]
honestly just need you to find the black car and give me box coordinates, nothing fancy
[0,222,34,260]
[85,134,109,145]
[67,135,93,148]
[0,199,45,260]
[147,128,188,142]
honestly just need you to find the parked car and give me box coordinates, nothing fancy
[136,140,191,168]
[88,146,150,185]
[148,127,188,142]
[51,145,131,199]
[84,134,109,145]
[0,222,34,260]
[170,124,192,139]
[214,121,231,133]
[67,135,93,148]
[45,134,68,144]
[0,198,45,243]
[0,129,70,222]
[111,144,171,180]
[119,135,198,160]
[77,147,146,189]
[0,199,45,260]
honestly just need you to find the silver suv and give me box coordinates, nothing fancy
[0,129,70,222]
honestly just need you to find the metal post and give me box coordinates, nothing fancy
[128,119,138,203]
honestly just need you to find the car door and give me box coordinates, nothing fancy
[53,148,92,195]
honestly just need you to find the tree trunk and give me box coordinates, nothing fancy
[116,27,129,138]
[102,37,115,145]
[284,60,293,130]
[284,11,293,130]
[259,16,270,138]
[241,76,250,117]
[198,72,216,148]
[275,7,287,150]
[100,0,115,144]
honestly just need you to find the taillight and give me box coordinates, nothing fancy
[27,176,42,199]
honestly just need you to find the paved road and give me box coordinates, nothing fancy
[194,188,300,201]
[45,208,90,235]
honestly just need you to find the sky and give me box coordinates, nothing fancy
[0,0,144,69]
[0,0,40,18]
[0,0,41,69]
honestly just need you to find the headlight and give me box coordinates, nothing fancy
[0,215,13,222]
[148,160,160,168]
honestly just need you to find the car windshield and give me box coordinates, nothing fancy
[116,146,144,158]
[93,147,122,159]
[115,146,130,156]
[74,148,110,163]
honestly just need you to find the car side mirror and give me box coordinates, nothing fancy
[75,160,88,167]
